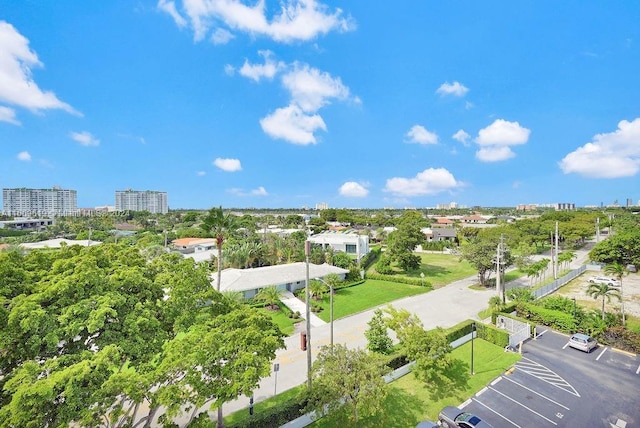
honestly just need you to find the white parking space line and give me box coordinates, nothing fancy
[491,377,502,386]
[636,364,640,375]
[473,398,522,428]
[536,328,548,337]
[596,347,608,361]
[502,376,570,410]
[516,357,580,397]
[488,387,558,425]
[562,342,569,349]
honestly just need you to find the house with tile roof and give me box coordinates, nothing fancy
[212,262,350,299]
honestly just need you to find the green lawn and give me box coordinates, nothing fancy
[312,339,521,427]
[414,253,477,287]
[314,279,431,322]
[257,304,302,336]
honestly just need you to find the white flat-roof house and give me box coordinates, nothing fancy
[213,262,349,300]
[307,230,369,261]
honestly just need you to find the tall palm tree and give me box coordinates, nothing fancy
[604,262,627,326]
[201,206,237,292]
[586,282,621,320]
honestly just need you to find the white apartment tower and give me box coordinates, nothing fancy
[2,187,78,216]
[115,189,168,214]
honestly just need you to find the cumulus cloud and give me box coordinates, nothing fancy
[452,129,470,146]
[239,50,283,82]
[474,119,530,162]
[559,118,640,178]
[251,186,268,196]
[70,131,100,147]
[158,0,354,43]
[406,125,438,145]
[260,104,326,145]
[213,157,242,172]
[282,63,350,112]
[339,181,369,197]
[383,168,462,197]
[0,21,79,115]
[436,81,469,97]
[0,106,20,125]
[17,151,31,161]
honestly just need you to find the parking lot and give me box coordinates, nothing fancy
[459,329,640,427]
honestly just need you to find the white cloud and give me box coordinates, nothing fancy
[559,118,640,178]
[339,181,369,197]
[163,0,355,43]
[251,186,268,196]
[157,0,187,27]
[17,151,31,161]
[239,50,283,82]
[0,21,79,115]
[211,27,234,44]
[196,170,206,176]
[383,168,462,197]
[452,129,470,146]
[213,157,242,172]
[260,104,326,145]
[476,146,515,162]
[436,81,469,97]
[70,131,99,147]
[0,106,20,125]
[228,186,268,196]
[406,125,438,145]
[282,63,350,112]
[474,119,530,162]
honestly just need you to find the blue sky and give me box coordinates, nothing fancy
[1,1,639,210]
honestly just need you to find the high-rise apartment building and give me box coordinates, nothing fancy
[115,189,168,214]
[2,187,78,217]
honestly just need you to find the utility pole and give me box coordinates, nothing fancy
[496,235,506,303]
[596,217,600,243]
[554,221,559,280]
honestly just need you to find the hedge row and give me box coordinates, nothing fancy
[359,247,381,270]
[515,302,577,334]
[364,272,433,288]
[444,319,509,348]
[226,396,309,428]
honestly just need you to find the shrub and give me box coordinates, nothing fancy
[476,323,509,348]
[226,396,308,428]
[444,319,475,343]
[516,303,577,333]
[599,326,640,353]
[364,272,432,288]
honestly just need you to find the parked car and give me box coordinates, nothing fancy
[588,276,621,287]
[568,333,597,353]
[438,406,494,428]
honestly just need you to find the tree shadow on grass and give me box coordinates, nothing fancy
[426,358,471,401]
[360,385,424,428]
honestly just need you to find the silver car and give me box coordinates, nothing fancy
[568,333,597,353]
[588,276,621,287]
[438,406,494,428]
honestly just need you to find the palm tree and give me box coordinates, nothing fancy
[201,206,236,292]
[309,280,328,301]
[255,285,283,310]
[586,282,621,320]
[604,262,627,326]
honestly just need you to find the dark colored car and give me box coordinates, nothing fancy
[438,406,494,428]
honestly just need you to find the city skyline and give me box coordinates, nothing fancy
[1,2,639,209]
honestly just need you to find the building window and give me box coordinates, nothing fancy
[346,244,357,254]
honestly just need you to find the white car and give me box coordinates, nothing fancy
[588,276,621,287]
[568,333,597,353]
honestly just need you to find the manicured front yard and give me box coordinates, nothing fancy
[414,253,477,287]
[314,279,431,322]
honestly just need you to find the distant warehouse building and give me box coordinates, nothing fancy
[2,186,77,217]
[115,189,168,214]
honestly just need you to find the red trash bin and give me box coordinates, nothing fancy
[300,331,307,351]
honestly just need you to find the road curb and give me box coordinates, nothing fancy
[610,347,637,357]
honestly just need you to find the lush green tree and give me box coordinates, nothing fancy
[0,244,284,428]
[332,251,354,269]
[308,216,328,234]
[386,213,425,271]
[506,287,534,303]
[306,344,389,426]
[309,280,328,301]
[587,283,621,320]
[201,206,238,292]
[590,230,640,267]
[365,309,393,354]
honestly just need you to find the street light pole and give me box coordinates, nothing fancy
[305,241,312,389]
[315,277,334,348]
[471,322,476,375]
[420,272,425,287]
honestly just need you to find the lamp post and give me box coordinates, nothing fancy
[304,241,312,389]
[315,277,334,349]
[420,272,425,287]
[471,322,476,375]
[572,297,576,319]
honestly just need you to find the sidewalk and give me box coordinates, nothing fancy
[280,291,326,328]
